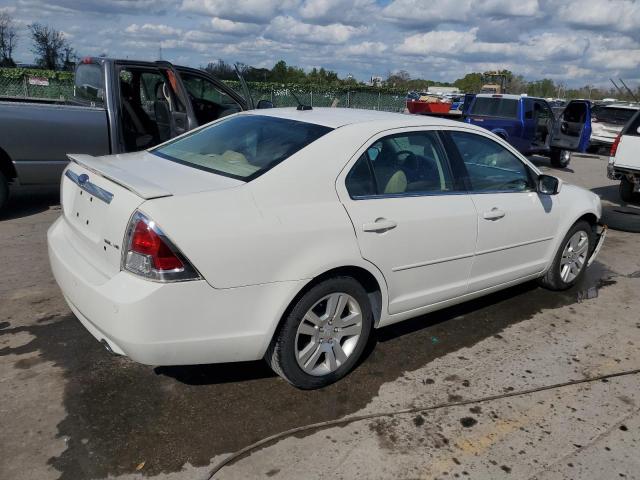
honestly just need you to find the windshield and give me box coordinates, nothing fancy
[595,107,637,126]
[152,115,332,181]
[470,97,518,118]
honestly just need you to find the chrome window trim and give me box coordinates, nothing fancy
[350,190,468,201]
[350,187,537,201]
[65,169,114,204]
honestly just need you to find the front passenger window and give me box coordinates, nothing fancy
[449,131,534,192]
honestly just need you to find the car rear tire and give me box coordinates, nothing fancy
[550,148,571,168]
[619,177,635,203]
[0,171,8,214]
[266,276,373,389]
[538,220,593,291]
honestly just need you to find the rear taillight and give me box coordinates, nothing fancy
[610,134,622,157]
[122,211,200,282]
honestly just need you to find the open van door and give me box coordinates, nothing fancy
[462,93,476,116]
[550,100,591,152]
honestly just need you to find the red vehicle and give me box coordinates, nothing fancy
[406,97,452,115]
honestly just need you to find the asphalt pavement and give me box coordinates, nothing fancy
[1,154,639,480]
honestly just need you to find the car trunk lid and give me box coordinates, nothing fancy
[61,152,244,279]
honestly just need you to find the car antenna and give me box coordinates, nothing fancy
[289,89,312,110]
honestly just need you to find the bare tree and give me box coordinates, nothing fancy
[0,12,18,67]
[62,46,77,71]
[29,23,73,70]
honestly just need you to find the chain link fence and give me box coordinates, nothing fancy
[0,74,73,100]
[0,69,407,112]
[226,82,406,112]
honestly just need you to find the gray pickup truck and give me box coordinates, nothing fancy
[0,57,270,211]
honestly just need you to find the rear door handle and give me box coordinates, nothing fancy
[362,218,397,233]
[483,208,506,220]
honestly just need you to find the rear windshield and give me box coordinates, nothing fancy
[595,107,637,126]
[470,97,518,118]
[74,63,104,106]
[152,115,332,181]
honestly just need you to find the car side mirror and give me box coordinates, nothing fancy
[538,174,560,195]
[257,99,274,109]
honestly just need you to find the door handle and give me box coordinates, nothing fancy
[483,208,506,220]
[362,218,397,233]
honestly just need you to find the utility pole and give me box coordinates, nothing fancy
[618,78,639,102]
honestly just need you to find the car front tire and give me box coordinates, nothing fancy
[538,220,594,291]
[266,276,373,389]
[550,148,571,168]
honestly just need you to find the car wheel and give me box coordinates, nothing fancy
[619,177,635,203]
[550,148,571,168]
[538,220,593,291]
[0,171,8,213]
[266,276,373,389]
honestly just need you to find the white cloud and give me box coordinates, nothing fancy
[265,15,366,45]
[209,17,260,35]
[181,0,299,24]
[556,0,640,32]
[383,0,540,27]
[478,0,540,17]
[125,23,183,38]
[299,0,378,25]
[17,0,179,15]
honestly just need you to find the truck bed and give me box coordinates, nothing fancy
[0,99,111,185]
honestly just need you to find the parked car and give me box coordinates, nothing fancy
[590,104,639,152]
[48,108,605,389]
[0,57,271,211]
[607,109,640,202]
[463,94,592,168]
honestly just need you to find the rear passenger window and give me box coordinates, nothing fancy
[345,131,454,198]
[346,155,376,197]
[449,131,534,192]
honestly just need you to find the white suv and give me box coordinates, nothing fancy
[608,110,640,202]
[592,104,639,151]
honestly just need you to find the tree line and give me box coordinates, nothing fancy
[206,59,637,101]
[204,59,357,86]
[0,13,76,70]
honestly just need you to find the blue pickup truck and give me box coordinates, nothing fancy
[463,94,591,168]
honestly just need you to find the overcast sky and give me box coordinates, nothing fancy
[1,0,639,87]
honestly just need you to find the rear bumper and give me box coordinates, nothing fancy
[590,135,616,146]
[48,216,305,365]
[608,164,640,181]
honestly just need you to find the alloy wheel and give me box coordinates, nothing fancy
[294,292,363,376]
[559,230,589,283]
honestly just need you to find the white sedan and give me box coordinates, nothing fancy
[48,108,605,389]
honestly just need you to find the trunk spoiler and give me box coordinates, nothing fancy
[67,154,172,200]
